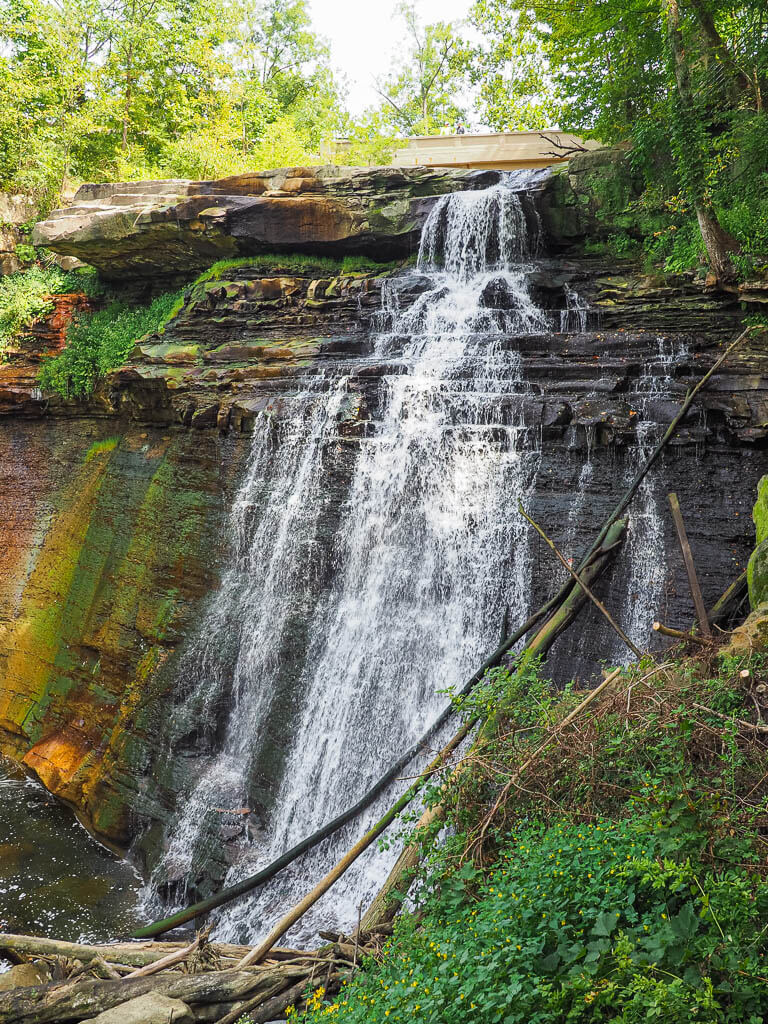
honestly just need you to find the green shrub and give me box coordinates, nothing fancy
[304,817,768,1024]
[0,264,109,356]
[0,266,61,351]
[301,655,768,1024]
[642,218,707,274]
[38,290,181,397]
[13,243,36,264]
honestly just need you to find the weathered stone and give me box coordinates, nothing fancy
[724,602,768,656]
[0,962,50,991]
[88,992,194,1024]
[32,166,500,280]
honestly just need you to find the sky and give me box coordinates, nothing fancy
[308,0,475,114]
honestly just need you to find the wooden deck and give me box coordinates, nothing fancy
[391,130,601,170]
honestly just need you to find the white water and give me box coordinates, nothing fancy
[146,176,550,942]
[560,283,589,334]
[618,337,689,653]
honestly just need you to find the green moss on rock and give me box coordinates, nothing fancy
[747,476,768,608]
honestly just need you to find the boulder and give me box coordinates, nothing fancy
[88,993,194,1024]
[0,963,50,991]
[32,166,500,280]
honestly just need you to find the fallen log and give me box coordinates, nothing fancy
[0,964,311,1024]
[0,934,304,970]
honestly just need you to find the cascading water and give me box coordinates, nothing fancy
[147,173,551,942]
[617,337,690,653]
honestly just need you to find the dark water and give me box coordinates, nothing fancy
[0,759,145,943]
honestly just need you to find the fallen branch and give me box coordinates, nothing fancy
[519,503,642,658]
[124,926,211,979]
[653,621,708,645]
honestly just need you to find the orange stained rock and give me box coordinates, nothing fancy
[22,724,94,803]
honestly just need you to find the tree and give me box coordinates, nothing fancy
[374,2,466,136]
[468,1,560,130]
[468,0,767,277]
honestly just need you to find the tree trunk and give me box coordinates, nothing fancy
[663,0,739,280]
[696,205,740,280]
[688,0,754,101]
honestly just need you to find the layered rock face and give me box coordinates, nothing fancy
[32,166,500,279]
[2,156,766,868]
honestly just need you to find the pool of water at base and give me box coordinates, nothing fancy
[0,758,145,955]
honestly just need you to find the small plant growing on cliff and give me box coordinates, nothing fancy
[0,265,108,357]
[38,289,182,397]
[0,267,57,352]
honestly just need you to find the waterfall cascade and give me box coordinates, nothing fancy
[145,170,644,944]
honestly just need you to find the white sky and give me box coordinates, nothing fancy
[308,0,475,114]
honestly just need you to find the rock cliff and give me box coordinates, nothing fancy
[2,156,766,871]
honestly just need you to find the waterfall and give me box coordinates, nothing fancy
[147,174,549,942]
[560,283,588,334]
[618,337,689,653]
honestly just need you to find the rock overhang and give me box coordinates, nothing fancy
[32,165,506,280]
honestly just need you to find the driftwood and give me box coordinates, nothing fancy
[124,926,211,979]
[0,964,310,1024]
[0,934,296,969]
[0,936,362,1024]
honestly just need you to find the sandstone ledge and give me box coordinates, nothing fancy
[32,166,501,280]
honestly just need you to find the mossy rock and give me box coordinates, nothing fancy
[753,474,768,544]
[747,476,768,608]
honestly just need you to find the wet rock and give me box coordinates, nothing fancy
[0,962,50,991]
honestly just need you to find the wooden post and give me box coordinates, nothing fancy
[667,493,711,638]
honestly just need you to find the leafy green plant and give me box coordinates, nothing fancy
[38,289,181,397]
[301,654,768,1023]
[0,267,56,351]
[13,243,36,264]
[0,263,108,355]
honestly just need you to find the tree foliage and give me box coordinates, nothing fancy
[0,0,344,205]
[469,0,768,275]
[373,3,467,136]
